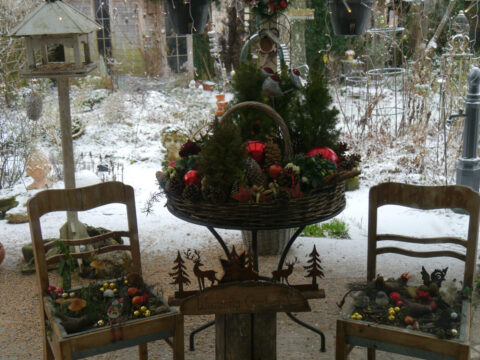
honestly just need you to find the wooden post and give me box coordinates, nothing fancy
[57,78,88,258]
[215,313,276,360]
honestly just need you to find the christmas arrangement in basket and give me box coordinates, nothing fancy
[156,64,360,228]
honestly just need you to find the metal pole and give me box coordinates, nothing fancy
[456,66,480,191]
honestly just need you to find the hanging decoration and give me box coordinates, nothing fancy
[328,0,375,36]
[165,0,210,35]
[244,0,291,18]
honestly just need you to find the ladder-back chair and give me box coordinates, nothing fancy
[27,181,184,360]
[336,182,480,360]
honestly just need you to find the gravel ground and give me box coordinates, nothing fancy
[1,242,480,360]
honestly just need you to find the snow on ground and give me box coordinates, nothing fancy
[0,78,474,284]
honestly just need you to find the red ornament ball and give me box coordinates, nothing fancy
[396,300,404,307]
[306,147,338,163]
[184,170,202,186]
[246,140,266,164]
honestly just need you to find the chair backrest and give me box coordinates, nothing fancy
[27,181,142,295]
[367,182,480,289]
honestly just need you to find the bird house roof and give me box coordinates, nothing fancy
[10,1,101,37]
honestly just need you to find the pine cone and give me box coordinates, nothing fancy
[277,172,298,188]
[165,177,184,196]
[182,184,202,202]
[276,188,291,201]
[264,141,282,170]
[231,181,240,196]
[245,157,266,187]
[202,183,227,204]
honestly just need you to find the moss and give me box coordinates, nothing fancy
[6,213,29,224]
[0,196,19,219]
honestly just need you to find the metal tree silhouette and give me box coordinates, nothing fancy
[169,250,191,296]
[304,245,324,288]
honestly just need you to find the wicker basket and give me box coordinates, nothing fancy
[165,101,348,230]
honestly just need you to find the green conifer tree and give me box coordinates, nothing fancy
[197,118,247,194]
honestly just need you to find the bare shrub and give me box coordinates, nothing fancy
[0,0,41,107]
[0,110,34,189]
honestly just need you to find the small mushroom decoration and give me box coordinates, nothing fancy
[90,259,106,275]
[68,298,87,314]
[103,289,115,298]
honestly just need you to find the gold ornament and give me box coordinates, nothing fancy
[140,306,147,313]
[99,287,104,292]
[134,310,140,317]
[69,292,75,298]
[109,283,116,289]
[144,310,151,317]
[97,320,105,326]
[62,292,69,299]
[103,283,109,289]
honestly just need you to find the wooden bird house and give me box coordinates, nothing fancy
[10,0,102,78]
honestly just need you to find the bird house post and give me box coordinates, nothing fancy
[11,0,101,245]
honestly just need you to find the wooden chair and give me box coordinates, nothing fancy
[336,182,480,360]
[27,181,184,360]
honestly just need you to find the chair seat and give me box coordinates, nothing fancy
[338,299,471,360]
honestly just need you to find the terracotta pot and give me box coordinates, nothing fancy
[0,242,5,265]
[202,82,215,91]
[216,94,225,102]
[328,0,374,36]
[217,101,227,111]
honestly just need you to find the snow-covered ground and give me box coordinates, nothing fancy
[0,78,474,285]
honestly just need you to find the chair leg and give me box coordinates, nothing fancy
[41,309,54,360]
[138,343,148,360]
[367,348,376,360]
[173,314,184,360]
[335,320,348,360]
[43,335,54,360]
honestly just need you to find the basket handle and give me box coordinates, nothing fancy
[220,101,293,161]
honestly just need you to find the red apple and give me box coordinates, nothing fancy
[132,295,147,306]
[268,164,283,179]
[127,287,139,296]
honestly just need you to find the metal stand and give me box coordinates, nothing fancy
[181,210,344,353]
[456,66,480,192]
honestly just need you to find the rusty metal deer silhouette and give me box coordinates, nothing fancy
[184,249,218,290]
[272,257,298,285]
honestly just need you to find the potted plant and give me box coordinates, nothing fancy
[165,0,210,35]
[328,0,375,36]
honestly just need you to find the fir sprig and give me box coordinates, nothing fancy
[294,154,336,191]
